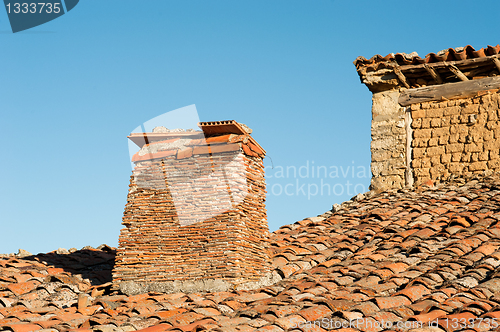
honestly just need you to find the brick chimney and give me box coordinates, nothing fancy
[113,120,276,295]
[355,45,500,191]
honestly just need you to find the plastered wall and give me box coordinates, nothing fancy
[370,90,407,191]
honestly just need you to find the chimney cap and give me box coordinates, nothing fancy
[198,120,253,135]
[127,120,265,155]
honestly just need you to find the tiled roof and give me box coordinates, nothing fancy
[354,45,500,72]
[4,174,500,331]
[354,45,500,91]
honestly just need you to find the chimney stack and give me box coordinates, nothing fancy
[113,121,276,294]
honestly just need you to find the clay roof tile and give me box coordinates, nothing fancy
[6,174,500,330]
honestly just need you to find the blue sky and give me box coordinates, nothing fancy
[1,0,499,254]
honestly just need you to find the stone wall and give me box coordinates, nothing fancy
[410,92,500,186]
[370,90,408,191]
[356,46,500,191]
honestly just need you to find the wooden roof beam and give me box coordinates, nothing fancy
[423,64,443,84]
[399,76,500,106]
[492,57,500,73]
[393,66,410,89]
[448,64,469,81]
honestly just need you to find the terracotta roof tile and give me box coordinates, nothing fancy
[6,281,40,297]
[254,325,283,332]
[233,293,271,304]
[296,305,331,321]
[374,296,412,310]
[134,323,172,332]
[354,45,500,90]
[3,323,44,332]
[5,175,500,331]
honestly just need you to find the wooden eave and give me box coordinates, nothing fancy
[359,54,500,91]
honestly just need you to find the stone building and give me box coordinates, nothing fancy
[112,120,277,294]
[355,44,500,191]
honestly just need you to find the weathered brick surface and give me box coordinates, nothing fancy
[112,129,272,291]
[411,92,500,186]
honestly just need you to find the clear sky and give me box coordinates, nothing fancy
[1,0,499,254]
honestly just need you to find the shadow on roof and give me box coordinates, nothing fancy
[24,246,116,285]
